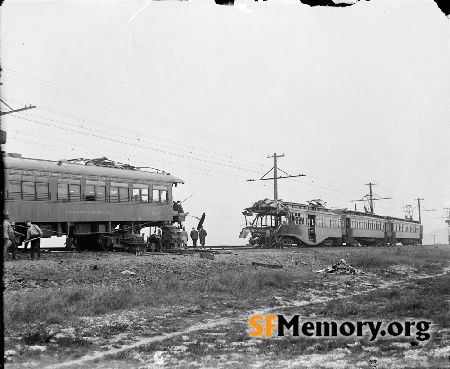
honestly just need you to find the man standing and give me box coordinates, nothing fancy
[3,214,14,261]
[26,220,43,260]
[190,227,198,248]
[9,221,22,260]
[180,226,189,248]
[149,229,162,252]
[199,227,207,249]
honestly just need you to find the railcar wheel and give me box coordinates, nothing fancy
[99,235,112,251]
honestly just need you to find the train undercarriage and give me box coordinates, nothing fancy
[16,219,187,253]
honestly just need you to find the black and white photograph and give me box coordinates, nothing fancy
[1,0,450,367]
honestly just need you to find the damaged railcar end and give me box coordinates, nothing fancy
[239,198,290,248]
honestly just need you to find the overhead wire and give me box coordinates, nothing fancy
[2,70,423,214]
[0,74,394,200]
[2,96,268,170]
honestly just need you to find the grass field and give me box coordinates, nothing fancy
[3,244,450,368]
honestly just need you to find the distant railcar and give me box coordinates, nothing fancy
[3,154,186,251]
[242,199,422,247]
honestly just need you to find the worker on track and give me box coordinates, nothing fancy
[190,227,198,248]
[180,226,189,247]
[199,227,207,248]
[25,220,43,260]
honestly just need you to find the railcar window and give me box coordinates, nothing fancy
[36,182,49,200]
[58,179,81,201]
[86,185,96,201]
[133,184,149,203]
[161,190,168,203]
[119,187,129,202]
[152,187,168,203]
[85,180,106,201]
[69,184,81,201]
[7,181,22,199]
[97,186,106,200]
[22,181,35,200]
[300,214,305,225]
[110,187,119,202]
[110,182,129,202]
[58,183,69,201]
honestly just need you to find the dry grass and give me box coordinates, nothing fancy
[4,268,296,330]
[317,273,450,327]
[343,245,450,272]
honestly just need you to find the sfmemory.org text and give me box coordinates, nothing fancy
[249,315,431,342]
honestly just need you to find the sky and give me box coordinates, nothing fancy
[1,0,449,245]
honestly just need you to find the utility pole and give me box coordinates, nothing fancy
[247,153,305,201]
[432,234,437,245]
[269,153,284,201]
[0,83,36,144]
[444,207,450,245]
[415,198,424,224]
[366,183,375,213]
[351,183,391,214]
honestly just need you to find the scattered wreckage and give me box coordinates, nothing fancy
[314,259,363,275]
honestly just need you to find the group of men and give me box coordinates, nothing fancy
[179,226,207,248]
[3,215,43,261]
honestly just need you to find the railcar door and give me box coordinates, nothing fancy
[307,214,316,243]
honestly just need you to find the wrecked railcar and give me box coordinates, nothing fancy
[240,199,423,247]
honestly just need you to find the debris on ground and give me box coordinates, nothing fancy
[252,261,283,269]
[120,270,136,275]
[314,259,362,275]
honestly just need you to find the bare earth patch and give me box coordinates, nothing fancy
[4,245,450,368]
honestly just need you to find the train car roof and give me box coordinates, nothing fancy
[333,209,419,223]
[245,199,420,224]
[3,154,184,184]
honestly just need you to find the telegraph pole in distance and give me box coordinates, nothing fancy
[247,153,305,201]
[351,183,391,214]
[444,207,450,245]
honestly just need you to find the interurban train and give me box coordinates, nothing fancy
[3,153,186,251]
[241,198,423,247]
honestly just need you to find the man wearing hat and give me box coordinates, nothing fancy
[190,227,198,248]
[25,220,43,260]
